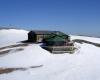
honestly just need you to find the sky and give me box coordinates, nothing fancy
[0,0,100,36]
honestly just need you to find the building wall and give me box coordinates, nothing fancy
[36,35,44,42]
[28,33,36,42]
[36,34,49,42]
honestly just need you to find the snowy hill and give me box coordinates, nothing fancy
[0,29,28,47]
[0,29,100,80]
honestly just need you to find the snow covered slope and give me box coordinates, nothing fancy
[71,35,100,43]
[0,29,100,80]
[0,29,28,47]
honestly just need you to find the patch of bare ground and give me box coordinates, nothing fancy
[0,43,29,51]
[0,48,24,56]
[0,49,12,55]
[0,65,43,74]
[0,68,27,74]
[73,39,100,47]
[14,48,24,52]
[30,65,43,68]
[0,43,29,56]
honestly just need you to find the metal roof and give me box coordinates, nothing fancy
[43,32,70,41]
[28,30,61,35]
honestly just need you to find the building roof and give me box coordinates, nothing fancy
[45,36,65,41]
[43,33,70,42]
[28,30,59,35]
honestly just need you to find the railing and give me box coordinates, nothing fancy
[43,46,74,49]
[42,45,75,53]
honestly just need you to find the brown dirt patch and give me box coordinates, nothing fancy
[0,43,29,51]
[0,65,43,74]
[30,65,43,68]
[0,48,24,56]
[0,68,27,74]
[0,49,12,55]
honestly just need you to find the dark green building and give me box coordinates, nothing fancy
[28,30,62,42]
[42,33,74,53]
[43,33,70,46]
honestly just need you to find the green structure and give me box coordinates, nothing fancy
[42,33,74,54]
[43,33,69,46]
[28,30,64,43]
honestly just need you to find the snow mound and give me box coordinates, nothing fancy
[0,29,28,47]
[0,29,100,80]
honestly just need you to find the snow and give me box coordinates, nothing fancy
[0,29,100,80]
[0,29,28,47]
[0,44,51,67]
[71,35,100,43]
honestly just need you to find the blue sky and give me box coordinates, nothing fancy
[0,0,100,35]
